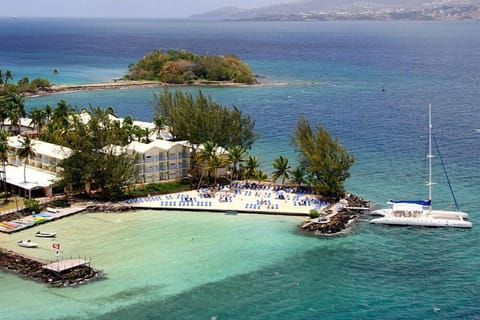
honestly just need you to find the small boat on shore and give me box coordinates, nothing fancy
[17,240,38,248]
[35,231,56,238]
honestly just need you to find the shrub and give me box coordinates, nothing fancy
[309,209,319,219]
[24,198,41,213]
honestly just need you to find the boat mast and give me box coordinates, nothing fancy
[427,103,434,212]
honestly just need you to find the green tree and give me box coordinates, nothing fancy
[242,155,260,182]
[29,107,46,135]
[155,88,257,152]
[52,100,74,130]
[271,156,291,185]
[94,148,139,200]
[253,168,268,184]
[54,107,140,199]
[0,129,9,202]
[17,135,37,184]
[196,141,218,189]
[227,145,246,181]
[0,96,9,129]
[292,117,355,196]
[8,93,26,135]
[207,153,227,186]
[53,69,59,85]
[289,166,306,188]
[4,70,13,85]
[152,115,165,139]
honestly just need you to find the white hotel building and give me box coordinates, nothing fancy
[4,117,191,198]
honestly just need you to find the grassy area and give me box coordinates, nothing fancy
[0,196,25,213]
[132,180,191,196]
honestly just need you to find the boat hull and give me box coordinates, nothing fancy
[17,240,38,248]
[35,232,56,238]
[372,208,469,219]
[370,216,472,228]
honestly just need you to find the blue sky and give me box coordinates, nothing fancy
[2,0,285,18]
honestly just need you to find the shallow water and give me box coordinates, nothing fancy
[0,211,314,319]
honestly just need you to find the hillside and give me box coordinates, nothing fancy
[191,0,480,21]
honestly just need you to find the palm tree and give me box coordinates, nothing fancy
[53,68,59,85]
[227,145,246,181]
[4,70,13,85]
[253,168,268,184]
[8,93,26,135]
[289,166,306,188]
[142,127,153,143]
[0,96,9,129]
[52,100,73,130]
[0,129,9,202]
[196,141,218,189]
[153,115,165,139]
[207,154,227,186]
[121,115,134,144]
[242,155,260,182]
[272,156,291,185]
[18,135,37,184]
[43,104,53,123]
[29,107,46,135]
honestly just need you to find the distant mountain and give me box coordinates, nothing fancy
[191,0,480,21]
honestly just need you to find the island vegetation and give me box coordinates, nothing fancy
[0,69,53,96]
[124,49,257,85]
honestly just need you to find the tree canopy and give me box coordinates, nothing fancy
[155,88,257,151]
[0,70,52,96]
[124,49,256,84]
[292,117,355,197]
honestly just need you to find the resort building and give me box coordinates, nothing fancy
[1,113,189,198]
[107,140,191,184]
[5,136,73,197]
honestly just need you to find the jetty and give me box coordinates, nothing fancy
[0,250,102,287]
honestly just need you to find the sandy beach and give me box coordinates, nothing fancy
[127,184,329,216]
[29,79,260,97]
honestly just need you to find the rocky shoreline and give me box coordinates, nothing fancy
[0,250,103,287]
[300,194,370,236]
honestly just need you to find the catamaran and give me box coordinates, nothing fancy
[371,104,472,228]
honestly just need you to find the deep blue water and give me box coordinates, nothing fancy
[1,18,480,319]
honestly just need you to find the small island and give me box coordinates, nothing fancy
[123,49,257,85]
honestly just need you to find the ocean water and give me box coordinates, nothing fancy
[0,18,480,319]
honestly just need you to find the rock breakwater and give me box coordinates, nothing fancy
[0,250,103,287]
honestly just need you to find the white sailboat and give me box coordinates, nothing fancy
[371,104,472,228]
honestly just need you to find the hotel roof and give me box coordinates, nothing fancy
[8,136,73,160]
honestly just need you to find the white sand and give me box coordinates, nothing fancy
[128,186,328,216]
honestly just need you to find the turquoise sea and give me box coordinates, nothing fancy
[0,18,479,319]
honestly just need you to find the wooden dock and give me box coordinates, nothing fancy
[42,259,90,273]
[0,206,87,234]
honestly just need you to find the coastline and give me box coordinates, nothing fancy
[28,79,260,97]
[0,185,369,287]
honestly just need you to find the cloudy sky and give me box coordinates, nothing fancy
[2,0,287,18]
